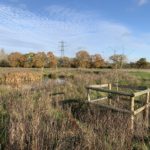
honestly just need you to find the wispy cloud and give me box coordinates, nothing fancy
[0,4,96,54]
[136,0,148,6]
[45,5,94,23]
[0,4,150,60]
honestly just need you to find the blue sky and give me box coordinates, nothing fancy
[0,0,150,61]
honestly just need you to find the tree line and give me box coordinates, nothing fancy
[0,49,149,69]
[0,49,105,68]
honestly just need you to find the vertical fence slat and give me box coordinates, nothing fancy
[87,89,91,102]
[131,96,135,131]
[108,83,112,105]
[144,91,149,128]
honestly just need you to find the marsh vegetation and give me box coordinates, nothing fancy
[0,68,150,150]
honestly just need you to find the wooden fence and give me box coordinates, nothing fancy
[86,84,150,131]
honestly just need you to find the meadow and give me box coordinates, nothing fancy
[0,68,150,150]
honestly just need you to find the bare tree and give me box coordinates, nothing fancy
[0,49,9,67]
[109,54,127,69]
[0,49,7,61]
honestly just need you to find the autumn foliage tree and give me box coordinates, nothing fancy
[58,57,71,68]
[47,52,57,68]
[24,53,35,68]
[32,52,47,68]
[5,50,107,68]
[7,51,57,68]
[8,52,26,67]
[76,50,90,68]
[4,49,150,69]
[91,54,105,68]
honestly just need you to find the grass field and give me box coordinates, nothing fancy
[129,70,150,87]
[130,71,150,79]
[0,68,150,149]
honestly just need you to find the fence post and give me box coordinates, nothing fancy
[144,91,149,128]
[108,83,112,105]
[87,89,91,102]
[131,96,135,131]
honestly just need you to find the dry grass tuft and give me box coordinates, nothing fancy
[0,71,42,87]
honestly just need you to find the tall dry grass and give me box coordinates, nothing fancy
[0,69,149,149]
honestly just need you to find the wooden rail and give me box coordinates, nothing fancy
[86,86,134,97]
[89,97,108,103]
[86,84,150,131]
[134,89,150,97]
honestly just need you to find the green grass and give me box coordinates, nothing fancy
[130,71,150,79]
[129,71,150,86]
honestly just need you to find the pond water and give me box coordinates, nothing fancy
[43,76,65,85]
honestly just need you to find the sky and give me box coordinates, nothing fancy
[0,0,150,61]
